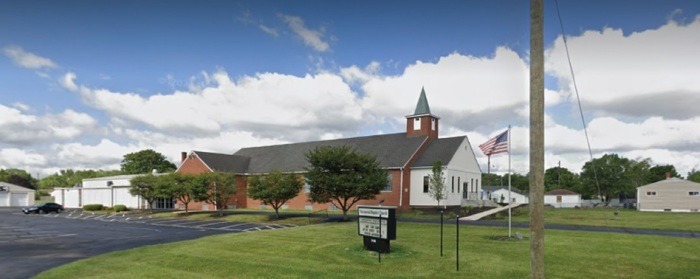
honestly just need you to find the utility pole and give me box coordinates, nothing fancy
[558,161,561,188]
[530,0,545,278]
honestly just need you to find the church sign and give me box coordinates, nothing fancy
[357,206,396,253]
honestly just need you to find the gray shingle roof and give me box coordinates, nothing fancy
[545,189,579,195]
[411,136,465,167]
[233,133,428,173]
[193,151,250,172]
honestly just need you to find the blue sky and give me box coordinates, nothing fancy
[1,0,699,178]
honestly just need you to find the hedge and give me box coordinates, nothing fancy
[113,204,129,212]
[83,204,104,211]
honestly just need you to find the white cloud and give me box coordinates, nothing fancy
[0,104,97,145]
[259,24,279,37]
[0,148,47,167]
[545,16,700,119]
[279,14,330,52]
[60,70,363,142]
[360,47,529,131]
[3,45,58,69]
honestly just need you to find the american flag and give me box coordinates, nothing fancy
[479,130,509,156]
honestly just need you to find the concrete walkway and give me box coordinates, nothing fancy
[459,203,521,221]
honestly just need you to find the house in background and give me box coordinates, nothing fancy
[544,189,581,208]
[0,181,35,207]
[481,186,529,204]
[637,177,700,212]
[177,89,483,211]
[51,173,174,209]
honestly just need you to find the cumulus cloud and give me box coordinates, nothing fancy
[0,148,47,167]
[545,16,700,119]
[3,45,58,69]
[60,70,363,142]
[279,14,330,52]
[0,104,97,145]
[360,47,529,131]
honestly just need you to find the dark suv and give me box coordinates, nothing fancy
[22,202,64,214]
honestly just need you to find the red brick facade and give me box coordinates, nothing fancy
[175,93,441,212]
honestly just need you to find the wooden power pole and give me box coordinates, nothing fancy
[530,0,545,278]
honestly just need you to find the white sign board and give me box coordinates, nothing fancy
[358,208,390,218]
[358,217,388,239]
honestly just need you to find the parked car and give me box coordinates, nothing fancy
[22,202,64,214]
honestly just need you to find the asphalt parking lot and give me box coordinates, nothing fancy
[0,207,296,279]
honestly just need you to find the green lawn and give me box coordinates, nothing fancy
[36,221,700,279]
[497,207,700,232]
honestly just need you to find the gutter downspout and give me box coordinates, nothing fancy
[399,168,403,207]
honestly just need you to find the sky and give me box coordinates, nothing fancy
[1,0,699,179]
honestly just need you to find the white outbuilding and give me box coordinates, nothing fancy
[0,181,36,207]
[544,189,581,208]
[481,186,529,204]
[51,174,175,209]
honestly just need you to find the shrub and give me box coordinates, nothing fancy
[83,204,104,211]
[113,204,128,212]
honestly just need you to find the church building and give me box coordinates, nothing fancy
[176,88,482,211]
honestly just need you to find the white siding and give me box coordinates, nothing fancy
[409,137,482,207]
[544,194,581,208]
[0,183,36,207]
[489,189,529,204]
[410,169,434,206]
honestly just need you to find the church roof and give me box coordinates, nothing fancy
[413,87,432,115]
[411,136,466,167]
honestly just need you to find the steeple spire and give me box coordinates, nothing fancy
[405,87,439,139]
[413,87,431,115]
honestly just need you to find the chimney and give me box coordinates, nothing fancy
[181,152,187,163]
[665,172,671,180]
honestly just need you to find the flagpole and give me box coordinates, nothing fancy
[508,125,512,238]
[487,155,491,186]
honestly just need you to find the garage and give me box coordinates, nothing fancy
[0,182,36,207]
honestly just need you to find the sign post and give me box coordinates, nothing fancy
[357,206,397,254]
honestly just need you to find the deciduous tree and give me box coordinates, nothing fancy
[164,172,206,215]
[428,161,447,208]
[195,172,237,217]
[248,170,303,218]
[121,149,176,175]
[687,169,700,183]
[0,168,37,190]
[305,145,388,221]
[129,174,166,211]
[649,164,680,182]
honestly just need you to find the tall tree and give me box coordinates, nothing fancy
[248,170,303,218]
[510,173,530,192]
[129,174,165,211]
[544,167,582,193]
[121,149,176,174]
[0,168,37,190]
[687,169,700,183]
[649,164,680,182]
[305,145,388,221]
[580,154,641,203]
[165,172,206,215]
[195,172,237,217]
[427,161,447,208]
[482,173,504,186]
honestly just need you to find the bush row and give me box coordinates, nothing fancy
[82,204,130,212]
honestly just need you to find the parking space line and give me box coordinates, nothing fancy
[218,223,251,230]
